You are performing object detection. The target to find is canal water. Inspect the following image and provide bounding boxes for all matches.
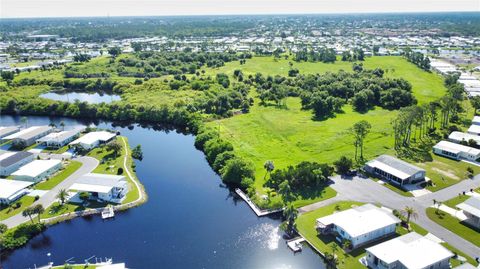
[0,115,325,269]
[40,92,121,104]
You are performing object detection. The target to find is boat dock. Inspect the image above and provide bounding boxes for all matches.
[235,188,284,217]
[101,206,115,219]
[287,237,305,252]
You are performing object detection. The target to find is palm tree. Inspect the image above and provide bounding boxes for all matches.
[60,121,65,131]
[263,160,275,179]
[56,189,69,205]
[33,204,45,222]
[283,203,298,235]
[401,206,418,228]
[20,116,28,128]
[22,207,34,224]
[0,223,8,234]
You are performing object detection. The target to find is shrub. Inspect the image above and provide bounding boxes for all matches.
[221,157,255,185]
[0,223,46,250]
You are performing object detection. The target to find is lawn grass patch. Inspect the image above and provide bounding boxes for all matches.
[0,195,36,221]
[41,200,110,219]
[426,207,480,248]
[35,161,82,190]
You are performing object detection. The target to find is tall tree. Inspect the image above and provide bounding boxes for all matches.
[351,120,372,160]
[22,207,35,224]
[283,203,298,235]
[33,204,45,222]
[401,206,418,228]
[56,189,69,205]
[263,160,275,179]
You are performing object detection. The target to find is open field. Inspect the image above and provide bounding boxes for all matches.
[35,161,82,190]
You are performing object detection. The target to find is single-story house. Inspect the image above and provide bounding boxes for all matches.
[12,159,62,182]
[0,151,35,176]
[0,179,34,205]
[36,127,85,149]
[364,155,426,186]
[69,131,117,151]
[448,131,480,146]
[433,140,480,161]
[0,126,20,141]
[457,196,480,229]
[365,232,453,269]
[316,204,400,248]
[472,116,480,126]
[467,124,480,136]
[3,126,53,147]
[69,173,128,203]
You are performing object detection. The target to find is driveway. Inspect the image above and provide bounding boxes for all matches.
[1,155,98,228]
[299,175,480,259]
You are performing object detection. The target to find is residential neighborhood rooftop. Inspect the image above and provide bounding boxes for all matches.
[434,140,480,156]
[70,173,126,194]
[0,151,33,167]
[11,159,62,178]
[0,179,34,200]
[36,127,84,143]
[69,131,116,146]
[457,196,480,219]
[366,232,453,269]
[365,155,424,180]
[3,126,52,141]
[0,126,20,138]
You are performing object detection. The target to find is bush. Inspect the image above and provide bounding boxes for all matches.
[0,223,46,250]
[117,167,124,175]
[221,157,255,185]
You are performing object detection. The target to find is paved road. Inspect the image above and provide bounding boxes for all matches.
[299,174,480,259]
[1,155,98,228]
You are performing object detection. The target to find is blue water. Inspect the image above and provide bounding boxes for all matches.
[0,115,325,269]
[40,92,121,104]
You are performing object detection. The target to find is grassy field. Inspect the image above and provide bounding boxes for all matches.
[426,207,480,248]
[0,195,36,221]
[35,161,82,190]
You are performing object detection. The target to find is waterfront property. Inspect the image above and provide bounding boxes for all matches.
[36,127,85,149]
[3,126,53,147]
[11,159,62,182]
[448,131,480,146]
[0,151,35,176]
[0,179,34,205]
[433,141,480,161]
[365,232,453,269]
[69,173,128,203]
[457,196,480,229]
[364,155,426,186]
[69,131,117,151]
[0,126,20,141]
[316,204,400,248]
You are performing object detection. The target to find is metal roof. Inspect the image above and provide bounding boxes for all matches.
[457,196,480,219]
[0,151,34,168]
[367,155,424,178]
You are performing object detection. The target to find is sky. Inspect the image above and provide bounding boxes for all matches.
[1,0,479,18]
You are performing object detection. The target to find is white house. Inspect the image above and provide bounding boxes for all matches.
[12,159,62,182]
[457,196,480,229]
[0,179,34,205]
[0,126,20,140]
[364,155,426,186]
[448,131,480,146]
[4,126,53,147]
[365,232,453,269]
[69,131,117,151]
[0,151,35,176]
[472,116,480,126]
[69,173,128,203]
[433,140,480,161]
[467,124,480,136]
[36,127,85,149]
[316,204,400,248]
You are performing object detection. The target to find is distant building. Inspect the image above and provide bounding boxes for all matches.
[433,140,480,161]
[69,173,128,203]
[316,204,400,248]
[36,127,85,149]
[0,151,35,176]
[365,232,453,269]
[364,155,426,186]
[467,124,480,136]
[457,196,480,229]
[0,126,20,141]
[448,131,480,146]
[12,159,62,182]
[69,131,117,151]
[4,126,53,147]
[0,179,34,205]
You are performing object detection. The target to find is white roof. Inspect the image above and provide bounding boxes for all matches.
[0,179,34,199]
[12,159,61,178]
[366,232,453,269]
[69,173,126,194]
[36,127,84,143]
[467,124,480,135]
[448,131,480,144]
[367,159,410,180]
[434,140,480,156]
[3,126,52,140]
[473,116,480,125]
[316,204,400,238]
[69,131,116,146]
[70,183,113,194]
[457,196,480,218]
[0,126,20,138]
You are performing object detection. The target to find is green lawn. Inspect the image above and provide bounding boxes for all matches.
[207,56,447,200]
[426,207,480,248]
[0,195,36,221]
[35,161,82,190]
[41,200,110,219]
[443,193,475,208]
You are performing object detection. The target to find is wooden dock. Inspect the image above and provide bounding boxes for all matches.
[101,206,115,219]
[235,188,284,217]
[287,237,305,252]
